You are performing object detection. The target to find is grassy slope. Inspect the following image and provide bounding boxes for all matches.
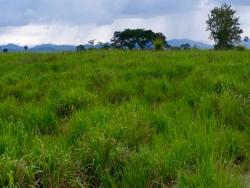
[0,50,249,187]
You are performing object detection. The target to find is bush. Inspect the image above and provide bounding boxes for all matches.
[234,45,246,51]
[153,38,164,51]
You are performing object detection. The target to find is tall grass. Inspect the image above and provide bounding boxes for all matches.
[0,50,249,187]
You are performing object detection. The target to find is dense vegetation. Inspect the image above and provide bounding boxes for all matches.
[111,29,166,49]
[206,3,243,49]
[0,50,249,187]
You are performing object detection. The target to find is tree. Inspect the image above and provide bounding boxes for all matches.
[180,43,191,50]
[165,43,172,49]
[153,38,164,51]
[244,36,249,42]
[206,3,243,49]
[101,43,111,50]
[96,42,111,50]
[76,45,86,52]
[111,29,167,50]
[88,39,96,48]
[24,45,28,51]
[3,48,8,53]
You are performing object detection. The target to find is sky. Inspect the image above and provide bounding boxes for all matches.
[0,0,250,46]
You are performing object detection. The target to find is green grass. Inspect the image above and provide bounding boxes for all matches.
[0,50,249,187]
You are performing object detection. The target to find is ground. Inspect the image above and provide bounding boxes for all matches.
[0,50,249,187]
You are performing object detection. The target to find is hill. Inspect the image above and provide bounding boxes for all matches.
[0,43,24,51]
[168,39,213,49]
[30,44,76,52]
[0,51,249,187]
[0,44,76,52]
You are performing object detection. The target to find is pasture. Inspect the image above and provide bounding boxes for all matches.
[0,50,249,187]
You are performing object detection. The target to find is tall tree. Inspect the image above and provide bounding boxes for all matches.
[206,3,243,49]
[111,29,167,50]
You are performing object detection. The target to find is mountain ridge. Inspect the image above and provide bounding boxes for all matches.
[168,39,213,49]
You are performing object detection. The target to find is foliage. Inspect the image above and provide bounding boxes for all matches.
[2,48,8,53]
[111,29,167,49]
[88,39,96,48]
[101,43,111,50]
[153,38,165,51]
[206,3,243,49]
[180,43,191,50]
[235,45,246,51]
[0,51,249,187]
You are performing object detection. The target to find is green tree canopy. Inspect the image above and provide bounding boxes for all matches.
[206,3,243,49]
[111,29,167,49]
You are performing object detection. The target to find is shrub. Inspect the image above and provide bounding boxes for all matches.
[234,45,246,51]
[153,38,165,51]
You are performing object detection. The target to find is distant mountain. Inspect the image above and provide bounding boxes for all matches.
[242,41,250,48]
[29,43,111,51]
[30,44,76,52]
[0,43,24,51]
[0,43,77,52]
[168,39,213,49]
[2,40,249,52]
[0,43,111,52]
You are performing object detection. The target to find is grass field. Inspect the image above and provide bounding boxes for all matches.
[0,50,249,187]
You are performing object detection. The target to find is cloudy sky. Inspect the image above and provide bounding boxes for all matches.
[0,0,249,46]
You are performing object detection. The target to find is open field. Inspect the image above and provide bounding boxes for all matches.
[0,50,249,187]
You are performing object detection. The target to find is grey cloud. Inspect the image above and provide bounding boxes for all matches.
[120,0,200,15]
[0,0,203,27]
[212,0,250,6]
